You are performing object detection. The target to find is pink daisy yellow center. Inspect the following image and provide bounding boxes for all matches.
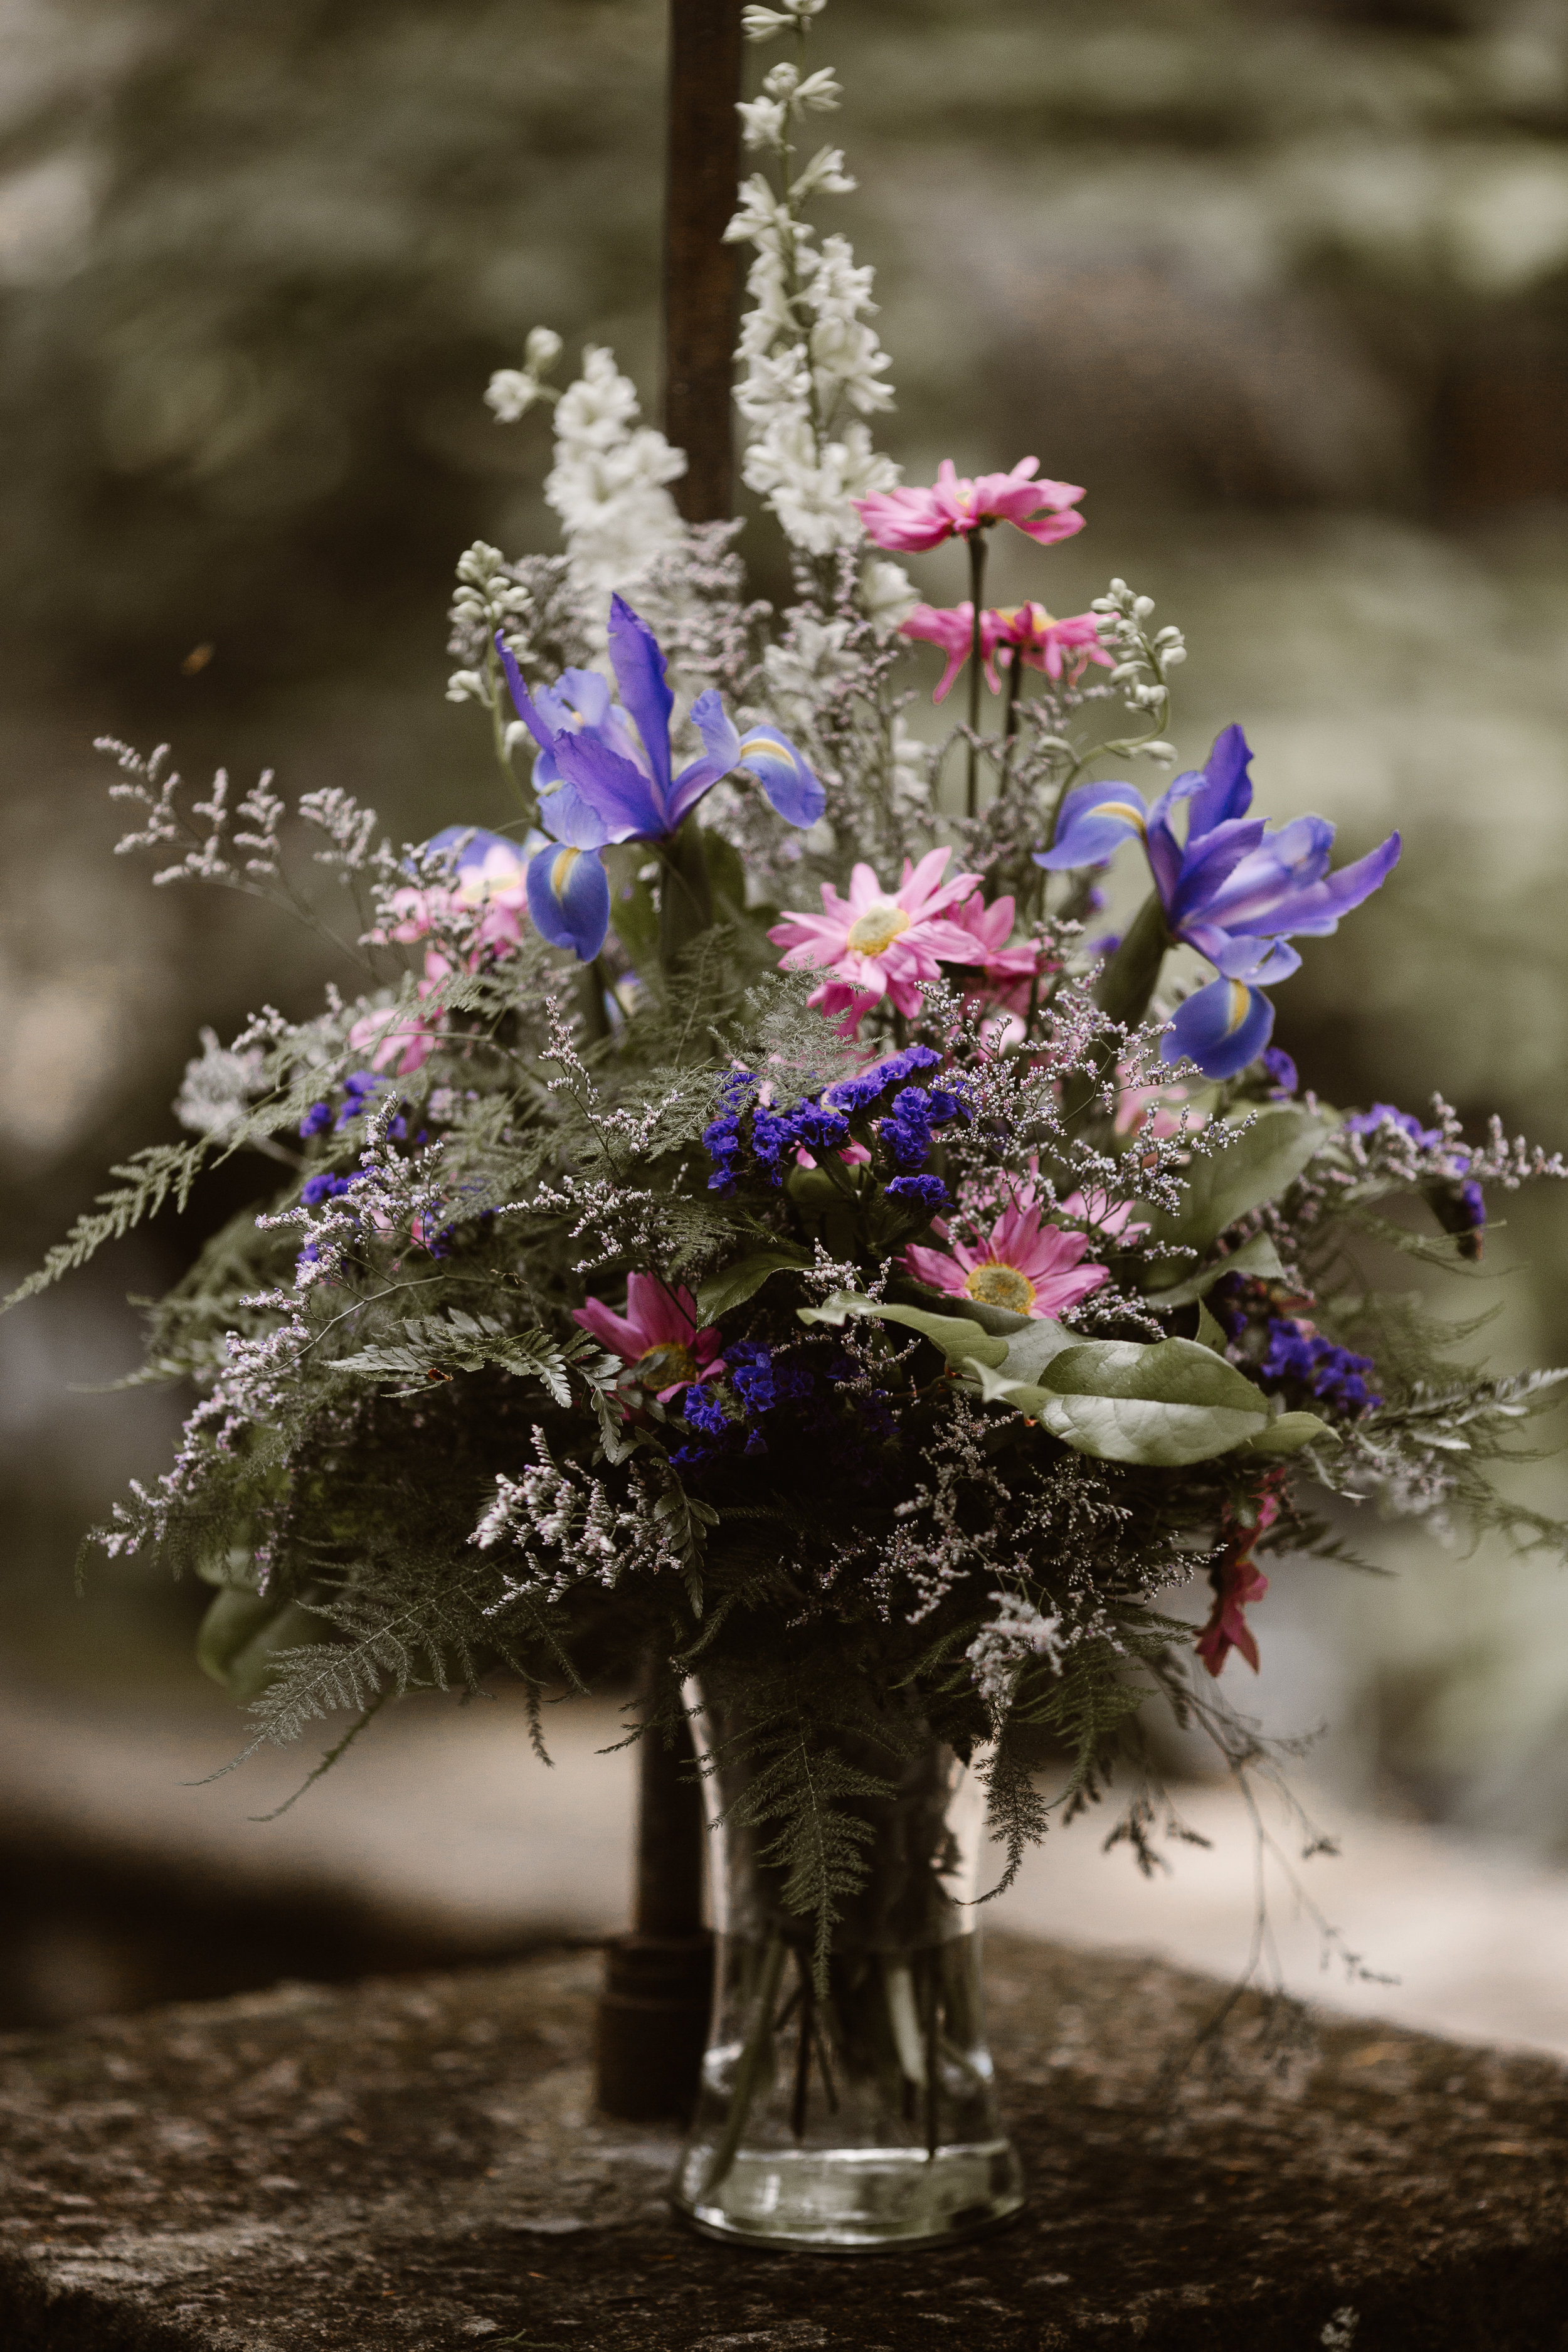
[963,1262,1036,1313]
[635,1341,699,1387]
[845,901,913,956]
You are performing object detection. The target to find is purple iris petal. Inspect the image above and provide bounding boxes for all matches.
[424,824,524,874]
[735,725,827,830]
[1182,924,1301,984]
[526,843,611,961]
[667,690,743,829]
[1230,830,1402,940]
[1164,975,1275,1080]
[607,595,675,800]
[1162,815,1268,927]
[1034,780,1148,871]
[1184,723,1254,835]
[536,778,613,852]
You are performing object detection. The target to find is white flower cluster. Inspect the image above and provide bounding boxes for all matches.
[483,326,564,425]
[174,1027,267,1139]
[544,344,687,608]
[965,1590,1066,1710]
[726,13,904,566]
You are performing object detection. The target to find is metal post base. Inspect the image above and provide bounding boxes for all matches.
[593,1930,714,2122]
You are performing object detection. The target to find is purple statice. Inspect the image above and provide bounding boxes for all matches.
[1343,1103,1444,1152]
[886,1173,948,1211]
[727,1338,814,1415]
[299,1099,334,1138]
[822,1043,943,1116]
[301,1170,362,1207]
[336,1070,380,1128]
[702,1076,850,1195]
[1260,1047,1298,1097]
[1261,1318,1380,1414]
[1459,1178,1486,1232]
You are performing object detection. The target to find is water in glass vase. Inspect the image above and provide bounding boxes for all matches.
[673,1686,1025,2251]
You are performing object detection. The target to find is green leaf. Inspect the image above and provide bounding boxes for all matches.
[993,1318,1079,1384]
[1236,1411,1339,1457]
[696,1246,811,1323]
[971,1333,1279,1465]
[1138,1110,1335,1258]
[797,1291,1009,1368]
[1194,1301,1229,1355]
[1143,1231,1286,1306]
[701,826,750,921]
[610,869,661,980]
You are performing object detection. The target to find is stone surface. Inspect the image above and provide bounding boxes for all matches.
[3,1937,1566,2350]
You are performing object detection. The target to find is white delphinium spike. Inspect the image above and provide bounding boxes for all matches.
[544,346,687,609]
[726,12,899,563]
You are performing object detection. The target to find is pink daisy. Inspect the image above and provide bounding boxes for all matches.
[899,602,1009,702]
[904,1197,1111,1321]
[770,847,985,1030]
[946,892,1056,1016]
[855,459,1086,554]
[995,603,1112,684]
[573,1274,724,1401]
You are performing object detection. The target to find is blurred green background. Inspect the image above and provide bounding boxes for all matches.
[3,0,1568,2016]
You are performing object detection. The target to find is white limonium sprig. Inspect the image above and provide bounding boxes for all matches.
[484,334,688,622]
[727,0,908,595]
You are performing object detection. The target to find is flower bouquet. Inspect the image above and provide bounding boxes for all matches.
[22,0,1568,2257]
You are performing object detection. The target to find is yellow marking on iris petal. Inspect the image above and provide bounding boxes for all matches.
[1093,798,1147,832]
[965,1264,1036,1313]
[549,847,581,898]
[1223,981,1251,1034]
[847,901,913,956]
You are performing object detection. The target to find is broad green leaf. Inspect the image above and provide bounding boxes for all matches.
[1236,1411,1339,1457]
[902,1287,1032,1338]
[696,1246,811,1323]
[994,1318,1078,1385]
[1144,1231,1286,1306]
[972,1333,1276,1465]
[1139,1109,1335,1258]
[797,1291,1009,1368]
[1194,1301,1228,1355]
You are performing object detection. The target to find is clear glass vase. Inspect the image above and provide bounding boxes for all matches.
[671,1685,1025,2252]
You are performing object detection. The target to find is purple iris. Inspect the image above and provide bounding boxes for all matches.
[1035,725,1400,1081]
[496,596,824,961]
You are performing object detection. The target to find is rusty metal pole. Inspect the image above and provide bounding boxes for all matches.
[592,0,739,2125]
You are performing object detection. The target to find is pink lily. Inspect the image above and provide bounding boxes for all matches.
[995,604,1112,684]
[855,458,1086,554]
[899,603,1008,702]
[770,847,985,1029]
[904,1196,1110,1320]
[573,1274,724,1401]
